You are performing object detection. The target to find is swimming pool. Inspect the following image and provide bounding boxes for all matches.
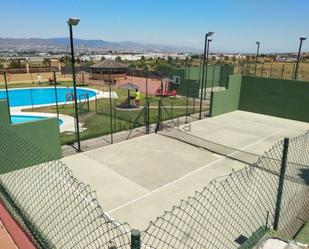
[0,87,97,107]
[11,115,63,125]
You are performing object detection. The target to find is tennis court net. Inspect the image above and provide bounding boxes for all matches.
[159,128,264,164]
[159,128,309,184]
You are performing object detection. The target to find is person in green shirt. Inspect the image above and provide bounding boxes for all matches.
[135,89,141,108]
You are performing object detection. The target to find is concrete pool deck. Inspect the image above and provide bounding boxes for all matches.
[61,110,309,230]
[10,110,77,132]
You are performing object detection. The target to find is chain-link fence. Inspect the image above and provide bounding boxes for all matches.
[141,130,309,249]
[234,61,309,81]
[1,63,234,151]
[0,122,131,249]
[0,112,308,248]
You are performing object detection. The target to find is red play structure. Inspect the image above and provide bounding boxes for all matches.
[155,79,177,97]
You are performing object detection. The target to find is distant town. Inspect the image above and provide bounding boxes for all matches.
[0,37,308,77]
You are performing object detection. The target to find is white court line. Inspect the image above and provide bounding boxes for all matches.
[106,129,283,214]
[205,114,307,135]
[46,166,130,232]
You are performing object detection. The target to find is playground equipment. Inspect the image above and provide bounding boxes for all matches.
[155,78,177,97]
[78,93,90,114]
[117,83,141,109]
[61,92,90,113]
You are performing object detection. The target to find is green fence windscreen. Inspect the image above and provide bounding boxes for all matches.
[169,64,234,98]
[239,76,309,122]
[210,75,242,116]
[0,100,10,125]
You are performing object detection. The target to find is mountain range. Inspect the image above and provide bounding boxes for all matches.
[0,37,199,53]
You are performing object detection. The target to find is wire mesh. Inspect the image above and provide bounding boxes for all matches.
[0,123,131,249]
[141,129,309,249]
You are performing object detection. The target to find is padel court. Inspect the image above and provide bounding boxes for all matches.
[62,110,309,230]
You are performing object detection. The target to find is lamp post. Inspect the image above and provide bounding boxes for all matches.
[254,41,260,75]
[67,17,81,152]
[199,31,214,120]
[293,36,307,80]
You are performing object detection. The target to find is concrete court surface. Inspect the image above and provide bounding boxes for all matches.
[62,110,309,230]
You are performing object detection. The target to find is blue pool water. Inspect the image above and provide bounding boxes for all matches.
[11,115,63,125]
[0,87,96,107]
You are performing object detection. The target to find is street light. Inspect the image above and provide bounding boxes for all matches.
[294,36,307,80]
[199,31,214,120]
[254,41,260,75]
[67,17,80,26]
[67,17,81,152]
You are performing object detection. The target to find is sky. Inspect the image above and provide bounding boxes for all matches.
[0,0,308,53]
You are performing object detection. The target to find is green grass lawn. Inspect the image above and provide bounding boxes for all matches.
[19,83,204,144]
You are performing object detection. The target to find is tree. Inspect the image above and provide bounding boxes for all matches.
[8,59,24,69]
[191,54,200,59]
[155,63,172,74]
[43,58,51,67]
[167,56,174,65]
[115,56,122,62]
[140,56,146,61]
[101,56,106,61]
[60,55,71,65]
[128,62,136,68]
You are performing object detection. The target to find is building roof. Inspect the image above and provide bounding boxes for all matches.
[89,59,127,69]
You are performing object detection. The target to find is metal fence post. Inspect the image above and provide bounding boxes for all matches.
[95,94,98,113]
[146,100,150,134]
[273,138,289,231]
[155,99,162,133]
[131,229,141,249]
[53,71,59,119]
[171,101,174,120]
[269,63,273,78]
[145,70,148,101]
[114,99,117,132]
[185,71,189,124]
[3,72,11,123]
[291,64,296,80]
[30,88,34,110]
[108,82,113,144]
[281,64,285,79]
[209,91,214,117]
